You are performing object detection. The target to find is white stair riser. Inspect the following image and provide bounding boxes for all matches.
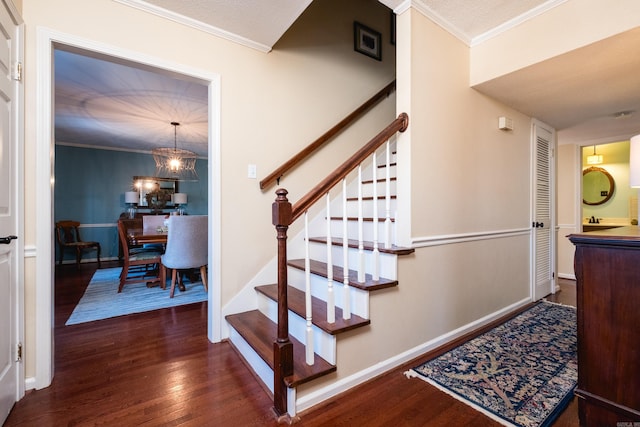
[228,326,297,417]
[344,198,397,217]
[228,328,274,393]
[357,164,397,182]
[329,220,396,245]
[303,244,398,280]
[320,182,396,216]
[287,268,370,319]
[349,179,397,198]
[257,292,337,364]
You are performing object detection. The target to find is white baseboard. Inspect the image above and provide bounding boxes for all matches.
[295,297,530,413]
[25,376,37,391]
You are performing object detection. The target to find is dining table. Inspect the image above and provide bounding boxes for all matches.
[126,227,168,246]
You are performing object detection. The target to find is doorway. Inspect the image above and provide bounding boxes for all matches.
[579,141,634,231]
[35,29,222,389]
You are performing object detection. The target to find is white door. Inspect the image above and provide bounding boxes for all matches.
[0,1,22,423]
[532,120,556,300]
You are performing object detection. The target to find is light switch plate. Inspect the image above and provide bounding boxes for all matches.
[248,164,257,179]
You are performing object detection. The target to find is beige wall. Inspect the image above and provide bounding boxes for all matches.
[470,0,640,86]
[298,7,533,402]
[21,0,395,380]
[402,8,531,331]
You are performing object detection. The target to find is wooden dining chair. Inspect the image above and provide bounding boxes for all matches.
[55,220,101,268]
[161,215,208,298]
[117,219,165,292]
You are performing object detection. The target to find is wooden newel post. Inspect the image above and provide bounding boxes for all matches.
[272,188,294,417]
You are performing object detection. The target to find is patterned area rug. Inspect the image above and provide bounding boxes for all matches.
[66,267,208,325]
[407,301,576,427]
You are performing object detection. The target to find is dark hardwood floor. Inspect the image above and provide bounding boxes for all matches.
[5,265,579,426]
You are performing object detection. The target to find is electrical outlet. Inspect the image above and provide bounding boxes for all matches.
[248,164,257,179]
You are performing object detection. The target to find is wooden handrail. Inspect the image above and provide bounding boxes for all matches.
[291,112,408,222]
[260,80,396,190]
[271,112,408,417]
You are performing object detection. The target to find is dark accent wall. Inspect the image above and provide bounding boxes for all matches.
[54,145,208,261]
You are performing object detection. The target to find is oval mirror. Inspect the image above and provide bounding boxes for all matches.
[583,166,615,206]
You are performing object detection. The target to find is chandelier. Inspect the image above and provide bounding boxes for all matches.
[152,121,198,181]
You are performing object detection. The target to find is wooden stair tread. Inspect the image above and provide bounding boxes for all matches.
[362,177,396,184]
[308,237,414,256]
[255,284,370,335]
[377,162,397,168]
[345,195,396,201]
[329,216,395,222]
[226,310,336,388]
[288,259,398,291]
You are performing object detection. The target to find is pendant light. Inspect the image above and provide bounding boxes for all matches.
[587,145,603,165]
[152,121,198,181]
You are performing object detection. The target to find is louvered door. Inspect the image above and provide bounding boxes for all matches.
[532,121,555,300]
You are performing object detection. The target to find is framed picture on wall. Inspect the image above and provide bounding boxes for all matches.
[354,21,382,61]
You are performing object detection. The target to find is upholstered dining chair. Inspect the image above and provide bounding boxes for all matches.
[117,219,165,293]
[55,220,101,268]
[161,215,208,298]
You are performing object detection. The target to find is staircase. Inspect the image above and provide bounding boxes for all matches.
[226,113,411,419]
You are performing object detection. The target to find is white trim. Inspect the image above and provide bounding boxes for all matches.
[558,273,576,280]
[207,72,223,344]
[35,27,54,391]
[24,377,35,391]
[56,141,207,159]
[470,0,569,46]
[77,223,116,228]
[393,0,411,15]
[5,0,25,403]
[113,0,272,53]
[35,27,223,390]
[409,0,567,47]
[411,0,471,45]
[23,245,36,258]
[412,228,530,248]
[295,297,530,414]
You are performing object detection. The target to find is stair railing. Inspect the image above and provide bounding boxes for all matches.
[271,112,408,417]
[260,81,396,190]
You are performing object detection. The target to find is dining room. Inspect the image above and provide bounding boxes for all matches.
[54,142,211,323]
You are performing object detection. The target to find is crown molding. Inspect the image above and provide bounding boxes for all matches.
[113,0,272,53]
[410,0,472,45]
[408,0,567,47]
[471,0,568,46]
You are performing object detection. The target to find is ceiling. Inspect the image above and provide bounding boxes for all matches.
[54,0,640,157]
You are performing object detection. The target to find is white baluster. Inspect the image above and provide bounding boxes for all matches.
[372,152,380,281]
[357,165,365,283]
[384,140,392,249]
[342,178,351,319]
[304,212,314,365]
[326,192,335,324]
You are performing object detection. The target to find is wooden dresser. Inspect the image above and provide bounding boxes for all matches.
[568,227,640,426]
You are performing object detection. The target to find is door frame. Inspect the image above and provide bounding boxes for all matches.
[34,28,222,389]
